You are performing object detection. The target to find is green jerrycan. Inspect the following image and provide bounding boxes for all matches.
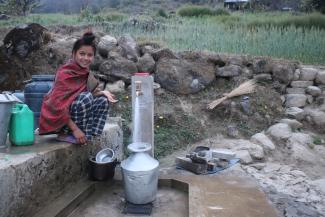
[9,104,34,146]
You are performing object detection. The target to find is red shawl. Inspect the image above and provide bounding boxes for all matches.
[39,60,88,134]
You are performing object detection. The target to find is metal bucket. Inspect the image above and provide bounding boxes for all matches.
[121,143,159,204]
[0,93,21,152]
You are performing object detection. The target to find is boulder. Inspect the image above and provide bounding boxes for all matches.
[155,57,215,94]
[99,55,138,83]
[299,67,318,81]
[285,107,305,120]
[136,53,155,73]
[293,69,300,81]
[151,48,177,61]
[291,81,314,88]
[97,35,117,58]
[304,108,325,131]
[315,70,325,85]
[104,80,125,93]
[286,88,305,94]
[266,123,292,142]
[117,34,139,62]
[285,94,307,108]
[287,133,313,149]
[252,58,273,74]
[216,64,242,77]
[305,86,322,97]
[272,64,295,84]
[250,133,275,151]
[253,73,272,82]
[3,23,48,58]
[279,119,303,130]
[235,150,253,165]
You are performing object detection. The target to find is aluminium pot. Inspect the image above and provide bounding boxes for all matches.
[121,142,159,204]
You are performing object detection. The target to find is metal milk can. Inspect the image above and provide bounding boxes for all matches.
[121,142,159,204]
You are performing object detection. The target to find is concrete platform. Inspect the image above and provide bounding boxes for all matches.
[32,170,279,217]
[0,120,123,217]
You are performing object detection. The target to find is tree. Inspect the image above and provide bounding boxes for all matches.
[302,0,325,13]
[2,0,40,16]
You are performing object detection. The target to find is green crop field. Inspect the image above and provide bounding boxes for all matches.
[1,12,325,65]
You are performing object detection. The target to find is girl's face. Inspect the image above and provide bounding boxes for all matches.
[73,45,94,69]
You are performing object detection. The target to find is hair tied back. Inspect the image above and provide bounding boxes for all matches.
[82,31,96,44]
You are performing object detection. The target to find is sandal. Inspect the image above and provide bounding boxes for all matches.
[56,134,79,144]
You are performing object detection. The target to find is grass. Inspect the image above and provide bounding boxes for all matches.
[101,15,325,65]
[1,12,324,64]
[177,5,230,17]
[154,114,204,158]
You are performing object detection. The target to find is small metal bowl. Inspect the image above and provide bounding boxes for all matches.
[96,148,115,163]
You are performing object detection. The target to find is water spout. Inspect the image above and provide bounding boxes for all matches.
[135,81,142,97]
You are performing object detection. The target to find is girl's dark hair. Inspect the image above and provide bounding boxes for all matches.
[72,32,96,55]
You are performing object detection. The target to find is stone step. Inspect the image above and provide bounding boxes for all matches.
[33,179,95,217]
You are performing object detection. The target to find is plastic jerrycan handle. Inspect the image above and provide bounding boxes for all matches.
[12,104,29,113]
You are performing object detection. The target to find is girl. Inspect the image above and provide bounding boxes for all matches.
[39,32,117,144]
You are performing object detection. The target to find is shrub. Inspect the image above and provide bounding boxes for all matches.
[246,13,325,30]
[214,8,230,16]
[104,12,125,22]
[157,8,168,18]
[177,5,217,17]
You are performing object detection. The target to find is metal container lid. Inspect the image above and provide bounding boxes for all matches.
[0,93,22,103]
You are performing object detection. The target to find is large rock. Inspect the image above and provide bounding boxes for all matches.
[136,53,155,73]
[235,150,253,165]
[117,34,139,62]
[3,23,48,58]
[285,94,307,108]
[287,133,313,149]
[306,86,322,97]
[299,67,318,81]
[279,119,303,130]
[285,107,305,120]
[252,58,273,74]
[97,35,117,58]
[315,70,325,85]
[104,80,125,93]
[99,55,138,83]
[266,123,292,142]
[291,81,314,88]
[216,64,242,77]
[151,48,177,61]
[286,88,305,94]
[155,57,215,94]
[250,133,275,151]
[272,63,296,84]
[304,108,325,131]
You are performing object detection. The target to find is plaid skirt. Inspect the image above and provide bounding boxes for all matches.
[70,92,109,140]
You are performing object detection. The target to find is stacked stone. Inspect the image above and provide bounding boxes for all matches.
[283,66,325,132]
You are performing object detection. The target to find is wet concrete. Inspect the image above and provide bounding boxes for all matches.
[33,168,279,217]
[68,181,189,217]
[172,175,280,217]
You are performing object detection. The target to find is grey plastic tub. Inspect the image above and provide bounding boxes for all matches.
[0,93,21,152]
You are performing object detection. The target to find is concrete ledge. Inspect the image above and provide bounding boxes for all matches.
[0,135,91,217]
[0,119,123,217]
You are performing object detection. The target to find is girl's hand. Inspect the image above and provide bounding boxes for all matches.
[72,128,87,144]
[100,90,118,103]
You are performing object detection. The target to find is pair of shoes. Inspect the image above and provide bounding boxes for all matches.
[56,133,79,144]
